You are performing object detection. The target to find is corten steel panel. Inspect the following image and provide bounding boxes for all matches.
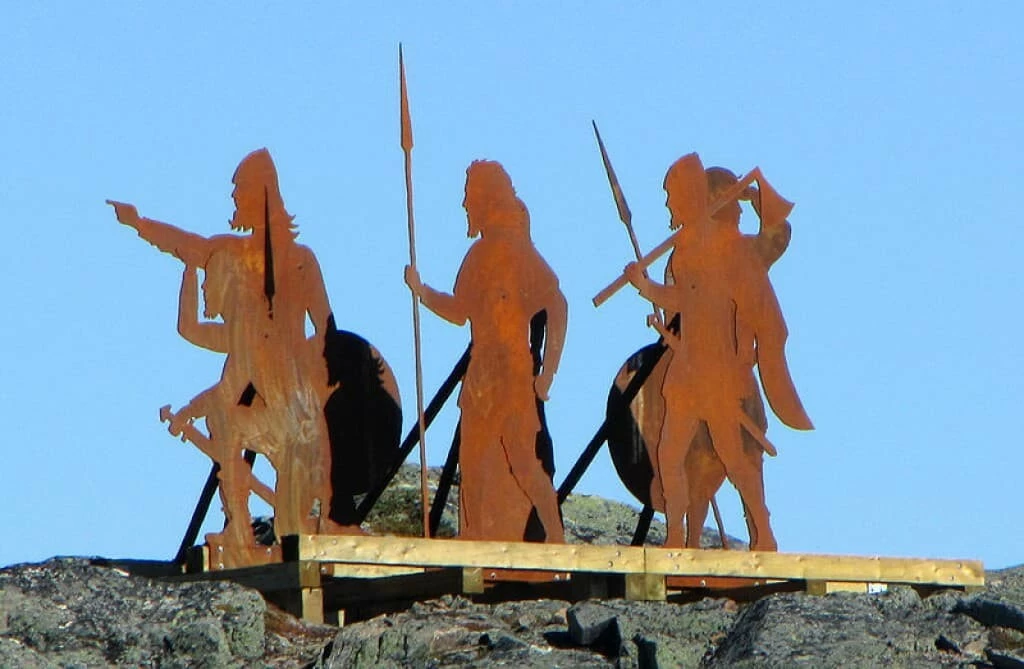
[111,149,399,569]
[597,152,812,552]
[405,160,568,544]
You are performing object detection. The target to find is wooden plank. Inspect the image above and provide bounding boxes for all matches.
[169,560,321,592]
[482,569,572,583]
[286,535,983,589]
[645,547,984,587]
[666,575,778,590]
[463,567,485,594]
[807,581,869,595]
[301,588,324,625]
[292,535,647,574]
[324,564,426,578]
[322,568,480,608]
[626,573,666,601]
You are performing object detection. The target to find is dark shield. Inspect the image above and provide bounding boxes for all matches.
[323,322,402,524]
[605,343,728,513]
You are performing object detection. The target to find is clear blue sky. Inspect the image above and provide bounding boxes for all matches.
[2,4,1021,569]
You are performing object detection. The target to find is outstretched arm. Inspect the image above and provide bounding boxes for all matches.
[108,200,211,267]
[177,265,228,353]
[405,265,468,326]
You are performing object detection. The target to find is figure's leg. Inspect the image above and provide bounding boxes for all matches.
[658,413,699,548]
[684,426,726,548]
[215,448,255,546]
[458,412,487,541]
[502,424,564,543]
[738,393,768,549]
[204,412,255,547]
[709,420,776,551]
[647,437,667,513]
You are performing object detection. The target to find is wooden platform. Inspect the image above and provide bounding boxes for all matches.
[173,535,984,624]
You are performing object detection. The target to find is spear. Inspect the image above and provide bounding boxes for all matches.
[400,44,431,537]
[591,121,731,549]
[592,121,665,333]
[592,164,768,307]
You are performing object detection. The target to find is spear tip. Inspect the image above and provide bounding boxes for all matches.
[400,45,413,152]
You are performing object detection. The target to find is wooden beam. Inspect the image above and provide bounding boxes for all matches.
[283,535,983,589]
[301,587,325,625]
[169,560,321,592]
[626,573,666,601]
[324,564,426,578]
[290,535,647,574]
[322,568,482,609]
[644,547,984,587]
[806,581,870,595]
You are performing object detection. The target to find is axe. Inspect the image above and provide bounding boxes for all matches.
[593,165,793,307]
[159,404,276,505]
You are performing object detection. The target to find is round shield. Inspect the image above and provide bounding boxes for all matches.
[606,340,770,517]
[606,342,730,514]
[605,343,668,509]
[322,328,402,522]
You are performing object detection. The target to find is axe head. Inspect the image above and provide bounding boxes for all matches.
[664,153,708,229]
[754,172,795,227]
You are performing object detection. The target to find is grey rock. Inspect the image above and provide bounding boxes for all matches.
[987,565,1024,608]
[568,601,619,646]
[988,648,1024,669]
[324,596,612,668]
[704,589,989,668]
[0,637,54,669]
[566,598,737,668]
[0,557,333,667]
[958,564,1024,634]
[991,625,1024,651]
[956,596,1024,633]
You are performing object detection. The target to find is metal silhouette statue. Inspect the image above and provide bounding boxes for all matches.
[405,160,568,543]
[595,152,812,551]
[591,121,728,547]
[110,149,389,567]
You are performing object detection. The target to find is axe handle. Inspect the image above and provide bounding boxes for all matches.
[161,409,276,503]
[593,168,763,308]
[593,233,677,307]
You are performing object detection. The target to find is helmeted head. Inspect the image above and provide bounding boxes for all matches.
[229,148,297,238]
[704,166,749,227]
[663,156,750,230]
[463,160,528,238]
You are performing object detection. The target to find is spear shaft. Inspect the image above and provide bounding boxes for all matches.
[400,45,430,537]
[593,121,660,322]
[592,122,730,549]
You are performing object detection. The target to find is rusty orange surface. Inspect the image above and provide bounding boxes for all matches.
[405,161,567,543]
[608,154,812,551]
[110,149,371,568]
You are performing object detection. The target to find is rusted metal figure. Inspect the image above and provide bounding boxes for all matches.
[405,161,568,542]
[597,153,812,551]
[592,121,729,548]
[110,149,365,566]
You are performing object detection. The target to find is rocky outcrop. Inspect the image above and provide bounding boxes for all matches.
[1,471,1020,667]
[3,558,1023,668]
[0,558,334,667]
